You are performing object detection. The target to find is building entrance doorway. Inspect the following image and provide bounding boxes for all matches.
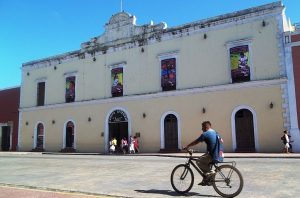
[164,114,178,151]
[66,121,74,148]
[235,109,255,152]
[1,126,11,151]
[108,110,128,152]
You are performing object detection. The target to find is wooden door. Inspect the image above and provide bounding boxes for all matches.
[235,109,255,152]
[1,126,10,151]
[164,114,178,150]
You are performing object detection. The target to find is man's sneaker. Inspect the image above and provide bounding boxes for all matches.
[205,170,216,178]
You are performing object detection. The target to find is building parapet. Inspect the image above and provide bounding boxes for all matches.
[22,1,283,70]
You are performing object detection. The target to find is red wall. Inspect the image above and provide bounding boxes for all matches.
[0,87,20,151]
[291,34,300,42]
[292,46,300,127]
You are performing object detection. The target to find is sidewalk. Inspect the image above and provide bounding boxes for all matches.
[1,151,300,158]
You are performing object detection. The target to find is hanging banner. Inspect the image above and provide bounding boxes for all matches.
[230,45,250,83]
[161,58,176,91]
[66,76,76,102]
[111,68,123,97]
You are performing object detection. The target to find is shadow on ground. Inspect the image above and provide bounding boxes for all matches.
[134,189,219,197]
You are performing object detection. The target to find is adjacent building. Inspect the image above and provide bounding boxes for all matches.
[284,22,300,149]
[0,87,20,151]
[18,2,300,153]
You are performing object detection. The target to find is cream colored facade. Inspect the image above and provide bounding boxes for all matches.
[19,2,300,152]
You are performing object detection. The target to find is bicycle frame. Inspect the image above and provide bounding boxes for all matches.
[184,153,237,180]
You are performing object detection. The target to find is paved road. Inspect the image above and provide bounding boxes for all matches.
[0,153,299,197]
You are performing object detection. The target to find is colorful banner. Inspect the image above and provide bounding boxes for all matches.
[230,45,250,83]
[161,58,176,91]
[111,68,123,97]
[66,76,76,102]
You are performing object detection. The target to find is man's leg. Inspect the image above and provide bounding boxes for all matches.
[196,153,212,173]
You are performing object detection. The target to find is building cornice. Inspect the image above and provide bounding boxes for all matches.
[22,2,283,71]
[20,78,287,112]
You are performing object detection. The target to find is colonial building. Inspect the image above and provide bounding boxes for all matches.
[19,2,300,153]
[0,87,20,151]
[284,23,300,149]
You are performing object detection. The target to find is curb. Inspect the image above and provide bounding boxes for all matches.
[1,152,300,159]
[0,183,127,198]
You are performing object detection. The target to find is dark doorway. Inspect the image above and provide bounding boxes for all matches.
[164,114,178,151]
[1,126,11,151]
[36,123,44,149]
[235,109,255,152]
[66,122,74,148]
[108,110,128,152]
[109,122,128,149]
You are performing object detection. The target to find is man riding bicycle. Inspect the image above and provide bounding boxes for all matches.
[183,121,223,185]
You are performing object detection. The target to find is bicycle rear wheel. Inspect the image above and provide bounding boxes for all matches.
[171,164,194,194]
[212,164,243,198]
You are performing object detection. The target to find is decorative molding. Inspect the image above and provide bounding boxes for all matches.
[20,78,287,112]
[63,120,77,149]
[63,71,78,77]
[107,61,127,70]
[104,107,132,153]
[35,77,47,83]
[157,50,179,60]
[225,38,253,48]
[33,122,45,149]
[231,105,259,152]
[160,111,182,150]
[225,38,254,82]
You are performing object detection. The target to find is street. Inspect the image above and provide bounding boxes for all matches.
[0,153,299,197]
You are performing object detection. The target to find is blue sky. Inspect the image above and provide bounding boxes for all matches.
[0,0,299,89]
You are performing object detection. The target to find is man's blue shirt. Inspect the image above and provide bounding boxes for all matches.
[197,129,217,156]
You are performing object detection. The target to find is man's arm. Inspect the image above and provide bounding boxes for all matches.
[183,139,201,150]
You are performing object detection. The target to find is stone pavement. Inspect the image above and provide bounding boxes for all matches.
[0,152,300,198]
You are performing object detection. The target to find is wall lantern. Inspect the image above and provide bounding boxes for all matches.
[52,120,55,124]
[88,117,92,122]
[202,107,206,114]
[25,121,29,126]
[26,72,30,76]
[142,113,146,118]
[135,132,141,138]
[269,102,274,109]
[101,132,104,137]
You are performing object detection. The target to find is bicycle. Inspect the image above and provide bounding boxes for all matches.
[170,149,243,197]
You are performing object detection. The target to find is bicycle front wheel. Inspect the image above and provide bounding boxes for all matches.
[171,164,194,194]
[212,164,243,198]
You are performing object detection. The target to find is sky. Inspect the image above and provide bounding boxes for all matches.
[0,0,299,90]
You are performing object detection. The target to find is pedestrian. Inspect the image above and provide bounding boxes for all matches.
[129,136,135,154]
[133,136,139,153]
[109,138,115,154]
[281,130,290,153]
[121,137,128,154]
